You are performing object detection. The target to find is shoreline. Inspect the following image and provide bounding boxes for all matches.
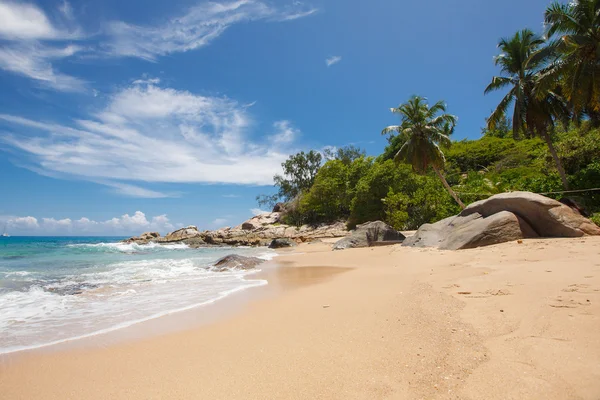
[2,238,600,399]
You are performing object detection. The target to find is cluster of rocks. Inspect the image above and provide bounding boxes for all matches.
[123,211,348,248]
[124,192,600,252]
[403,191,600,250]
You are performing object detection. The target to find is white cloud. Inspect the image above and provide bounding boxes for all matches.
[211,218,229,227]
[6,216,39,230]
[0,81,302,194]
[2,211,175,235]
[270,120,298,144]
[222,194,240,198]
[325,55,342,67]
[0,1,85,91]
[103,0,318,60]
[59,1,74,21]
[0,43,87,92]
[0,1,61,40]
[0,1,316,91]
[250,208,269,216]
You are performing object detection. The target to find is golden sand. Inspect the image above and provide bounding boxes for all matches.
[1,237,600,399]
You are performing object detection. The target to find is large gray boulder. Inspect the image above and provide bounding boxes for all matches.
[404,192,600,250]
[333,221,405,250]
[404,211,537,250]
[212,255,266,272]
[462,191,600,237]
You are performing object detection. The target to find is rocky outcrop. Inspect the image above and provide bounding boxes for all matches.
[333,221,405,250]
[212,255,266,272]
[162,226,202,242]
[122,231,161,244]
[404,191,600,250]
[123,213,349,247]
[269,238,297,249]
[239,212,281,231]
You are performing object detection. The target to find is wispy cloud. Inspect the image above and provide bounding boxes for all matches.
[103,0,318,60]
[0,43,87,92]
[2,211,175,235]
[325,55,342,67]
[211,218,229,227]
[222,194,241,198]
[0,80,301,196]
[250,208,269,216]
[269,120,299,144]
[0,1,317,90]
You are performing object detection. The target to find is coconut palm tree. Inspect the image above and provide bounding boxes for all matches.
[485,29,571,189]
[544,0,600,124]
[484,29,547,138]
[382,96,465,209]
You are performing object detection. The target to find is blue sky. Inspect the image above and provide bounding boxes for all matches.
[0,0,553,235]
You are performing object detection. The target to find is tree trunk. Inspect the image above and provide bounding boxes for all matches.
[540,130,569,191]
[433,166,465,209]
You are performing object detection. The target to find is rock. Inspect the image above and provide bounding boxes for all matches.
[238,212,281,231]
[404,191,600,250]
[163,226,201,242]
[212,255,266,272]
[182,237,207,248]
[404,211,537,250]
[272,202,287,212]
[461,192,600,237]
[269,238,297,248]
[122,231,161,244]
[333,221,405,250]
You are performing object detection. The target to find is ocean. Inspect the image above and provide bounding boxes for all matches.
[0,236,275,355]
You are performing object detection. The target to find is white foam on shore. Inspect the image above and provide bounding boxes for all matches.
[0,241,278,355]
[0,276,267,355]
[67,242,190,253]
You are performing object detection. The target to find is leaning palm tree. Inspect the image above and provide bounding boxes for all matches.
[544,0,600,124]
[382,96,465,209]
[485,29,571,189]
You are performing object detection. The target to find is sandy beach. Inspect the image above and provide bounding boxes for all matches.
[1,237,600,399]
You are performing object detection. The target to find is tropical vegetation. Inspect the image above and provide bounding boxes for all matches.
[257,0,600,229]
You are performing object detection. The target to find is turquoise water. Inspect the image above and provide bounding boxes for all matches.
[0,237,273,354]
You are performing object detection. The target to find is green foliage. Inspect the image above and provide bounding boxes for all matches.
[445,136,546,173]
[256,150,323,208]
[591,213,600,227]
[299,157,373,224]
[347,160,459,230]
[323,145,366,165]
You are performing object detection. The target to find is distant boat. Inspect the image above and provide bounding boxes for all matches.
[2,223,9,237]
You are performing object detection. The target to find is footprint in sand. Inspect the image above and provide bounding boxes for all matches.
[549,295,591,309]
[457,289,511,298]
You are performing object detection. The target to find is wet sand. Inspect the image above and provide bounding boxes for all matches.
[1,237,600,399]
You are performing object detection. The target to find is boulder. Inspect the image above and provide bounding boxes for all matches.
[333,221,405,250]
[269,238,297,249]
[122,231,161,244]
[140,232,160,240]
[163,226,201,242]
[212,255,266,272]
[404,191,600,250]
[403,211,537,250]
[461,192,600,237]
[238,212,281,231]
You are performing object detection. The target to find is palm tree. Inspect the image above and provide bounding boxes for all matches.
[382,96,465,209]
[544,0,600,124]
[485,29,570,189]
